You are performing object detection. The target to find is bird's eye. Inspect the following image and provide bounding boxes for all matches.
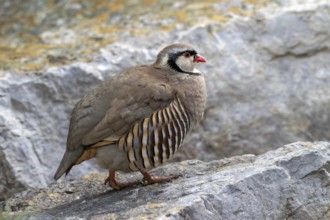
[183,52,191,58]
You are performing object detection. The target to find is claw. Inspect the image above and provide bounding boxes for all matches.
[141,171,178,184]
[105,171,140,190]
[104,171,178,189]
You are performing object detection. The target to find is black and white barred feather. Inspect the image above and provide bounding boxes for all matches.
[118,96,191,171]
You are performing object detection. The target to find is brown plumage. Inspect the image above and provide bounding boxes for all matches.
[54,44,207,189]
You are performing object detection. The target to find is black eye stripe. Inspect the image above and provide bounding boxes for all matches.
[169,50,196,62]
[179,50,197,57]
[167,49,201,76]
[169,50,197,61]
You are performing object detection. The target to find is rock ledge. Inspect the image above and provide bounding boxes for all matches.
[2,142,330,219]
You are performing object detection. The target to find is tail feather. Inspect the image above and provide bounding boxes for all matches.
[54,149,83,180]
[54,140,116,180]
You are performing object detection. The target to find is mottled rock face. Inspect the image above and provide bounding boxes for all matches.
[2,142,330,219]
[1,0,330,201]
[0,0,266,72]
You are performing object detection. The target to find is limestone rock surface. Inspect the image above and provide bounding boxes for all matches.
[2,142,330,219]
[0,0,330,200]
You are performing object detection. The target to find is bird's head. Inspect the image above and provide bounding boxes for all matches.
[154,44,206,75]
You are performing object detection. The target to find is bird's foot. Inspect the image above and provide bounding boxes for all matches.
[141,171,178,184]
[104,171,140,190]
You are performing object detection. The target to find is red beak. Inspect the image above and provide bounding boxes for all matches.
[194,54,206,63]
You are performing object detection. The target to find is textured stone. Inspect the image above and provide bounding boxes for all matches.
[2,142,330,219]
[1,0,330,200]
[0,65,108,200]
[0,0,265,72]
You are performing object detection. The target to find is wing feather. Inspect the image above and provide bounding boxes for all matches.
[54,65,174,180]
[69,65,175,149]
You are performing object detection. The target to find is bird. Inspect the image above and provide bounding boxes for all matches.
[54,43,207,189]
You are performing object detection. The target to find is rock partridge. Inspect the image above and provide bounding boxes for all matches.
[54,43,207,189]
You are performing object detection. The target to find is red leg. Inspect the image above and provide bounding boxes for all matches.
[104,171,140,190]
[141,171,177,184]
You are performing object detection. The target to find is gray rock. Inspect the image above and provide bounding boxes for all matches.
[2,142,330,219]
[1,0,330,200]
[0,65,110,200]
[190,1,330,159]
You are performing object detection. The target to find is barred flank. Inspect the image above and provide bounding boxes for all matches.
[118,97,191,171]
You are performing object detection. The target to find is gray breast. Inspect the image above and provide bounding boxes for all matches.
[117,96,191,171]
